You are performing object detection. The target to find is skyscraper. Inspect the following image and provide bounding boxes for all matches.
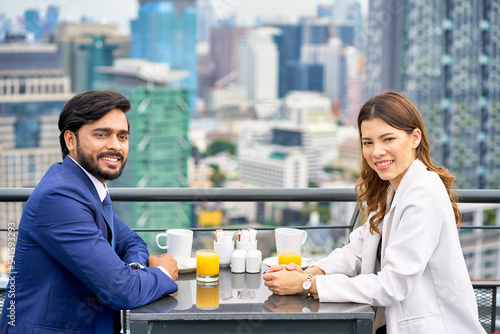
[94,58,192,243]
[131,0,197,113]
[43,6,59,41]
[0,43,71,260]
[364,0,408,98]
[405,0,500,189]
[301,37,342,102]
[238,27,281,101]
[0,43,73,148]
[271,24,302,97]
[366,0,500,189]
[210,26,248,85]
[55,22,130,94]
[24,9,42,41]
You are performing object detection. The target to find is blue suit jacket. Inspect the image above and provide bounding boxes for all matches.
[0,157,178,333]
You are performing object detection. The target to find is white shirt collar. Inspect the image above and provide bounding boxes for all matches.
[68,155,108,202]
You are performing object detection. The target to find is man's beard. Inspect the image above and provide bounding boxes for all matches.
[75,139,127,181]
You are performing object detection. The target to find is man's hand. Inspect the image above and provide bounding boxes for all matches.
[148,254,178,281]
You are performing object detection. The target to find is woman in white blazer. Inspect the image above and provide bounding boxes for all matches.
[263,91,485,334]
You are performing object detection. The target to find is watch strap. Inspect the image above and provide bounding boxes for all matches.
[302,274,314,296]
[130,262,146,270]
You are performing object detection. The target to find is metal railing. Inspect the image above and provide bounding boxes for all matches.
[1,187,499,332]
[1,188,500,233]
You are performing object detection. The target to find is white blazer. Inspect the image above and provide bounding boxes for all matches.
[314,160,485,334]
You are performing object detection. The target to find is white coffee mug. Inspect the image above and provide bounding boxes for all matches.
[274,228,307,254]
[156,229,193,266]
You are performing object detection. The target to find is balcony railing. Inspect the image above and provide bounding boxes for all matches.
[0,187,499,332]
[2,188,500,233]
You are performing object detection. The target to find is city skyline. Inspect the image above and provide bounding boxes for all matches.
[2,0,369,34]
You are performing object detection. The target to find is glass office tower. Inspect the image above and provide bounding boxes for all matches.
[95,59,192,247]
[367,0,500,189]
[131,0,198,113]
[405,0,500,189]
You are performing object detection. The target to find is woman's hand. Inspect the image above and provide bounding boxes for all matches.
[263,268,307,295]
[265,263,304,274]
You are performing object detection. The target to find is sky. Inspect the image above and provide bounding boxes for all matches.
[2,0,369,34]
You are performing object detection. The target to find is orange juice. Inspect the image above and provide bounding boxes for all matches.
[196,250,219,282]
[278,252,301,265]
[196,282,219,310]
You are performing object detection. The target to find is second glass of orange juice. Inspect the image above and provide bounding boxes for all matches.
[196,249,219,282]
[278,251,301,266]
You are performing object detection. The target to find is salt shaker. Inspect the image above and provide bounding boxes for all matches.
[231,250,246,273]
[245,250,262,273]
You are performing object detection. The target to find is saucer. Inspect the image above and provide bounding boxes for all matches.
[178,257,197,274]
[262,256,314,269]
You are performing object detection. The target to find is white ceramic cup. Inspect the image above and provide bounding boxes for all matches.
[214,241,234,267]
[274,228,307,254]
[156,229,193,266]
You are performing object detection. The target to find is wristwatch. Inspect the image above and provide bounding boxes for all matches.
[302,274,314,296]
[130,262,146,270]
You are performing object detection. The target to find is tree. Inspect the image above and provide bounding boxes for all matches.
[209,164,226,187]
[206,140,236,156]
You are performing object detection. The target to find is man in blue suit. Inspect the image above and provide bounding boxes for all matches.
[0,90,179,333]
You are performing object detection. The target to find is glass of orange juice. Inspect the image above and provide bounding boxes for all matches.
[278,251,301,266]
[196,249,219,282]
[196,281,219,310]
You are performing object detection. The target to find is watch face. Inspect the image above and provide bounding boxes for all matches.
[302,280,312,290]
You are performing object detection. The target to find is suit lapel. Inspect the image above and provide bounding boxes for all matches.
[62,157,111,242]
[380,187,396,262]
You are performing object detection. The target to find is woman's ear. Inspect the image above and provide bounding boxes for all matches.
[412,128,422,148]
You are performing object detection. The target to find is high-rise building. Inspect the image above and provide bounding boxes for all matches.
[239,128,308,188]
[301,38,342,102]
[366,0,500,189]
[281,91,357,179]
[131,0,198,113]
[43,6,59,41]
[271,24,302,97]
[210,26,248,85]
[0,43,73,148]
[345,46,366,126]
[404,0,500,189]
[270,20,331,98]
[94,58,192,244]
[0,43,70,261]
[0,14,10,42]
[55,22,130,94]
[301,18,331,45]
[197,0,213,42]
[238,27,281,101]
[24,9,42,41]
[364,0,408,98]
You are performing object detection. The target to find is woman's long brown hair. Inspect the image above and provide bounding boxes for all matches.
[355,91,461,234]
